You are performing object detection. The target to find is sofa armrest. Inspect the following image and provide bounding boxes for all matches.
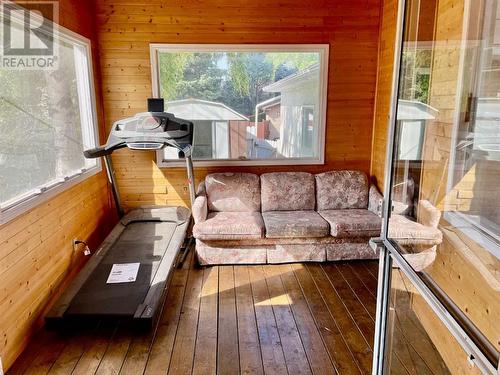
[368,184,384,217]
[418,199,441,228]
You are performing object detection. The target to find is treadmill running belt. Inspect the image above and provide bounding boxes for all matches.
[66,221,177,317]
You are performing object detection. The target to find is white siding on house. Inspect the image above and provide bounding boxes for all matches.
[278,80,319,158]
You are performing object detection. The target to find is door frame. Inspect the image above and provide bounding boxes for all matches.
[372,1,499,373]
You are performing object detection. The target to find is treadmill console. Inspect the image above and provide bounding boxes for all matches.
[84,103,194,159]
[114,112,192,141]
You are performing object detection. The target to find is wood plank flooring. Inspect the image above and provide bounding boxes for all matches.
[8,252,380,375]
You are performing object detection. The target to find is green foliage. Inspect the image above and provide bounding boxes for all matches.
[159,52,193,100]
[227,53,274,111]
[274,63,298,81]
[228,52,250,97]
[176,53,224,101]
[0,40,85,203]
[0,69,55,202]
[415,74,429,103]
[400,49,431,103]
[265,52,319,72]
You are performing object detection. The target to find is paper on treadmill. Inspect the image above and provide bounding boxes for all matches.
[107,263,140,283]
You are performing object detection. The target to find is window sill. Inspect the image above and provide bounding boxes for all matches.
[156,150,325,167]
[0,163,102,225]
[443,211,500,259]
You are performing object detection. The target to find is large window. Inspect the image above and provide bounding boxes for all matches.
[0,11,100,223]
[150,44,329,166]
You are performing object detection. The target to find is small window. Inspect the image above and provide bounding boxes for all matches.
[0,11,100,223]
[150,44,329,166]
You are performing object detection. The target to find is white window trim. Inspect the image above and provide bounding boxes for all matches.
[0,17,101,225]
[149,43,329,167]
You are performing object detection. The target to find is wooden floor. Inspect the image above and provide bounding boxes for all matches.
[8,251,381,375]
[387,270,451,375]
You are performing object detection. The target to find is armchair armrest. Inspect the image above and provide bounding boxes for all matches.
[418,199,441,228]
[368,184,384,217]
[196,180,206,196]
[192,181,208,224]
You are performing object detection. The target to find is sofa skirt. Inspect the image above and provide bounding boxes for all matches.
[195,238,378,265]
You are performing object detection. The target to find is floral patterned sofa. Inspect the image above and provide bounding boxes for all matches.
[192,170,384,265]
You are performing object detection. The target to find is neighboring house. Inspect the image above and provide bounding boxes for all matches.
[164,98,249,159]
[474,98,500,161]
[396,99,438,160]
[262,63,320,158]
[254,95,281,140]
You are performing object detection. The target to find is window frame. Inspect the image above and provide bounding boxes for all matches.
[149,43,329,167]
[0,15,102,225]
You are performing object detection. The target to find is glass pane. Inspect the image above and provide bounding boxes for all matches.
[157,49,324,161]
[388,0,499,354]
[385,265,481,374]
[0,23,97,205]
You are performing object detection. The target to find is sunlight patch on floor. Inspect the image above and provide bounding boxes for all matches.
[254,292,292,306]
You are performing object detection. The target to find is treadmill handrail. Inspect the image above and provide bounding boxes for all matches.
[84,142,126,158]
[84,107,196,216]
[84,138,192,158]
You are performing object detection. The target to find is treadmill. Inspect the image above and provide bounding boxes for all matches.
[46,99,196,329]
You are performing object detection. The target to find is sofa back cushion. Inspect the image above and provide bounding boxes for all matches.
[261,172,315,212]
[205,173,260,212]
[315,170,369,210]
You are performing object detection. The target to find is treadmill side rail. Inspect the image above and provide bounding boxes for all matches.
[45,222,127,325]
[134,218,189,322]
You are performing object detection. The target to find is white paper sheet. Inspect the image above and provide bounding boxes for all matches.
[106,263,140,284]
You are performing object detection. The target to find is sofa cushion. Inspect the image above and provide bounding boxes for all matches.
[315,170,369,210]
[261,172,315,212]
[205,173,260,212]
[319,209,381,237]
[263,211,329,238]
[193,211,264,240]
[195,241,267,265]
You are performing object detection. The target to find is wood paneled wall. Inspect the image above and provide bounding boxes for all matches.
[419,0,467,207]
[0,1,115,370]
[370,0,398,192]
[95,0,382,209]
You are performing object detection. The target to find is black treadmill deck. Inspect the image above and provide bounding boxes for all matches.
[45,206,190,328]
[66,221,177,317]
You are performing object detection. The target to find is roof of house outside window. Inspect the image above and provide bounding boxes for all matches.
[397,100,438,121]
[165,98,249,121]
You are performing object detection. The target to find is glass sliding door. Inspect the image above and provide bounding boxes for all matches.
[374,0,500,373]
[385,267,482,374]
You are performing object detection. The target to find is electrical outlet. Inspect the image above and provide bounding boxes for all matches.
[73,239,92,255]
[83,246,91,256]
